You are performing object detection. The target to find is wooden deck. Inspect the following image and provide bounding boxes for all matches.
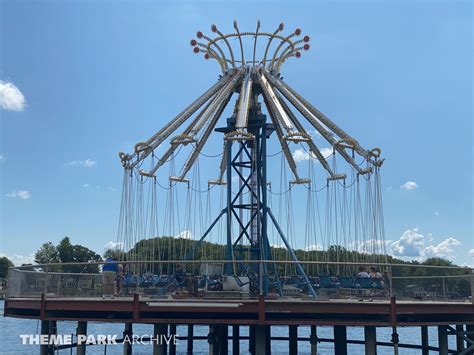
[5,296,474,327]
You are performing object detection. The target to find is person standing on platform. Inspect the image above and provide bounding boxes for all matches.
[102,258,118,299]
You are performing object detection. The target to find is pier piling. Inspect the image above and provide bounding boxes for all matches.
[334,325,348,355]
[169,324,177,355]
[421,326,429,355]
[153,324,168,355]
[438,325,448,355]
[123,323,132,355]
[289,325,298,355]
[76,321,87,355]
[232,325,240,355]
[187,324,194,354]
[364,326,377,355]
[310,325,318,355]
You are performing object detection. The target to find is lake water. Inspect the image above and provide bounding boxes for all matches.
[0,301,458,354]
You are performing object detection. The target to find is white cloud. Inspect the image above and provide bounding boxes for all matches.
[0,81,26,111]
[305,243,323,251]
[175,230,192,239]
[351,239,391,254]
[83,184,90,188]
[390,228,461,259]
[0,252,35,266]
[292,147,333,163]
[105,241,123,250]
[434,211,439,216]
[423,237,461,258]
[66,159,97,168]
[401,181,418,190]
[6,190,31,200]
[0,154,4,161]
[469,249,474,257]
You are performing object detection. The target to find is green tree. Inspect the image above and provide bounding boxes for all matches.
[34,242,60,264]
[0,256,14,278]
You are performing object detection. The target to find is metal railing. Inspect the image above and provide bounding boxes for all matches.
[6,260,474,302]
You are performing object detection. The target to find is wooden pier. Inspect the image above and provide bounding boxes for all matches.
[5,295,474,354]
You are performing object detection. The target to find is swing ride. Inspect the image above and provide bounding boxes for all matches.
[116,21,386,298]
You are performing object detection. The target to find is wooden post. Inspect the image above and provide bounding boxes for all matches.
[456,325,465,353]
[232,326,240,355]
[153,324,168,355]
[265,325,271,354]
[310,325,318,355]
[289,325,298,355]
[438,325,448,355]
[421,326,429,355]
[364,326,377,355]
[123,323,132,355]
[465,324,474,355]
[187,324,194,354]
[249,325,256,354]
[39,320,50,355]
[334,325,348,355]
[218,325,228,354]
[255,325,267,355]
[76,321,87,355]
[169,324,177,355]
[48,320,57,355]
[208,325,219,355]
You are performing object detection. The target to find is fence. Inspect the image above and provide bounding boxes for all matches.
[6,260,474,302]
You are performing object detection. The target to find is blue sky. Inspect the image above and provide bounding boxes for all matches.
[1,0,472,266]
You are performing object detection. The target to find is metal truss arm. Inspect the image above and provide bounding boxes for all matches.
[267,207,317,297]
[271,74,370,159]
[179,91,234,180]
[265,72,365,174]
[261,87,300,181]
[276,92,336,178]
[185,208,227,260]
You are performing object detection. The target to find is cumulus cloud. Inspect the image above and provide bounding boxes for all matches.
[0,81,26,111]
[175,230,192,239]
[6,190,31,200]
[390,228,461,259]
[105,241,123,250]
[305,243,324,251]
[66,159,96,167]
[468,249,474,257]
[0,252,35,266]
[292,147,333,163]
[423,237,461,258]
[401,181,418,190]
[351,239,391,254]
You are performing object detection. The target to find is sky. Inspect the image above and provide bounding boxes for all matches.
[0,0,472,266]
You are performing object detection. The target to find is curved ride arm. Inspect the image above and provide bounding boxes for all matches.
[262,23,284,67]
[198,34,229,72]
[269,29,301,71]
[252,20,260,66]
[210,24,236,69]
[195,45,226,74]
[233,20,245,66]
